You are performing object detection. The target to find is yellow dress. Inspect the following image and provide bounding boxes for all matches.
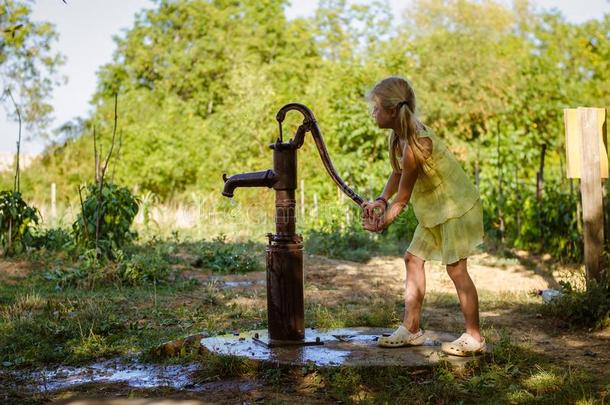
[406,130,484,265]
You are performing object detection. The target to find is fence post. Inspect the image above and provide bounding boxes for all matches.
[51,183,57,225]
[565,107,608,287]
[580,108,605,285]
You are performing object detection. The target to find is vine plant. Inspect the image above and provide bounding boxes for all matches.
[0,89,40,256]
[72,94,139,258]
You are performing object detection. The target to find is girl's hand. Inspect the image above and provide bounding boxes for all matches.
[361,200,386,218]
[361,201,386,232]
[373,214,387,233]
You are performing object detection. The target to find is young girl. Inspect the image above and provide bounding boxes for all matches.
[361,76,486,356]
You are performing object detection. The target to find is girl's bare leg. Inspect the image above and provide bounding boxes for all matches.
[446,258,482,342]
[403,252,426,333]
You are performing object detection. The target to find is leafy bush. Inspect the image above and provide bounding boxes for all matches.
[31,227,73,251]
[304,206,416,262]
[483,182,583,263]
[43,245,175,288]
[542,280,610,329]
[0,190,40,255]
[194,235,263,274]
[514,189,582,262]
[118,248,173,285]
[305,225,379,262]
[73,182,140,257]
[43,249,103,289]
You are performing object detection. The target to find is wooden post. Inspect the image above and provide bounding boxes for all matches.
[536,144,547,201]
[515,166,520,237]
[566,107,608,287]
[51,183,57,224]
[580,108,604,285]
[300,179,305,218]
[496,125,504,243]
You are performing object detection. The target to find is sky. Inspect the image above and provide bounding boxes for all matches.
[1,0,609,154]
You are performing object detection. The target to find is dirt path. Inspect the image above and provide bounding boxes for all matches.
[4,251,608,403]
[304,252,610,383]
[303,252,561,304]
[207,252,610,383]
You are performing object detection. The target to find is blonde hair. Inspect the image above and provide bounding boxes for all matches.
[367,76,429,173]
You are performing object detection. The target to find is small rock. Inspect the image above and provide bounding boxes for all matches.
[153,332,209,357]
[584,349,597,357]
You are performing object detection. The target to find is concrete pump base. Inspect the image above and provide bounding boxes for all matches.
[201,327,489,367]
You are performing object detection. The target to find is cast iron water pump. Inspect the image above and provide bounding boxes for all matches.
[222,103,364,347]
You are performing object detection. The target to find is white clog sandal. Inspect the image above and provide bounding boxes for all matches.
[378,325,426,348]
[441,333,486,356]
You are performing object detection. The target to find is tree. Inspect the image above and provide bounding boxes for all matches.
[0,0,64,131]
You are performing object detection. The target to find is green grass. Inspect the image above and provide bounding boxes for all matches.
[0,237,267,368]
[0,238,608,403]
[186,336,604,404]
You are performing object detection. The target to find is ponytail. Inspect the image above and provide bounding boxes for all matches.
[370,76,430,174]
[398,104,430,173]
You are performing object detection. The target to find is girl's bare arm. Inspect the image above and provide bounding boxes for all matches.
[361,171,400,220]
[382,146,419,227]
[378,171,401,201]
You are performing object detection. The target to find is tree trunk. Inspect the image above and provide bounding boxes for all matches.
[474,159,480,191]
[515,166,521,237]
[496,124,504,243]
[536,144,547,201]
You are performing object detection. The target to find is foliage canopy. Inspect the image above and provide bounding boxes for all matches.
[5,0,610,261]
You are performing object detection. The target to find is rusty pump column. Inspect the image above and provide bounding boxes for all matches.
[222,103,364,346]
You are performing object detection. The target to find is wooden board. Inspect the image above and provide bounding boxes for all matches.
[565,108,608,179]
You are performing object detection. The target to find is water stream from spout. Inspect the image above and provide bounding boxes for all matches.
[226,197,239,219]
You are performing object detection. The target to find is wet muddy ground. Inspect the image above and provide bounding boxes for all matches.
[2,252,609,403]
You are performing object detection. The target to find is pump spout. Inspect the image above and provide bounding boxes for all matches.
[222,170,278,198]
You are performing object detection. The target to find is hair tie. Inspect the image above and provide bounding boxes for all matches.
[397,101,410,110]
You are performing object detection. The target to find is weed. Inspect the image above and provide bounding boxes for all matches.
[542,280,610,328]
[0,190,39,256]
[31,227,73,251]
[193,234,264,274]
[118,249,172,286]
[201,351,257,378]
[73,182,139,257]
[522,368,563,395]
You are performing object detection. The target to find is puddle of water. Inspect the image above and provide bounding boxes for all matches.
[205,276,265,289]
[19,359,200,393]
[201,328,379,366]
[203,336,351,366]
[5,359,264,396]
[201,327,470,368]
[223,280,265,288]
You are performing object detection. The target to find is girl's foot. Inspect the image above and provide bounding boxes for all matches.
[441,333,486,356]
[378,325,426,348]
